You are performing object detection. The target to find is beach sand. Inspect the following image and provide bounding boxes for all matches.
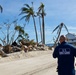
[0,49,58,75]
[0,49,53,63]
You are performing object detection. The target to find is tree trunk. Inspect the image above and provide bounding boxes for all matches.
[42,15,45,45]
[32,16,38,43]
[7,26,9,45]
[54,26,62,47]
[39,16,43,44]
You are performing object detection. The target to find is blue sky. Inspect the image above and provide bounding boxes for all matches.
[0,0,76,44]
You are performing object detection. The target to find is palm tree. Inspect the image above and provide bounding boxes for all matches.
[19,2,38,43]
[52,23,69,46]
[37,3,46,44]
[0,5,3,13]
[24,33,29,40]
[15,25,24,41]
[37,9,43,44]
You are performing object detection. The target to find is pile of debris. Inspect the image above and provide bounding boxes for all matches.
[0,43,50,58]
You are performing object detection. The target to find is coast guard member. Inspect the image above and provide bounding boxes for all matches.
[53,35,76,75]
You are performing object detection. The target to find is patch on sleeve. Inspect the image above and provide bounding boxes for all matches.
[59,48,70,55]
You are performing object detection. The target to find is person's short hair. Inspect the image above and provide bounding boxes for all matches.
[59,35,65,41]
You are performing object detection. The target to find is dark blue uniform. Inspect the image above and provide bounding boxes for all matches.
[53,42,76,75]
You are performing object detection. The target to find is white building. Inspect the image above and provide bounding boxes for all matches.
[66,33,76,44]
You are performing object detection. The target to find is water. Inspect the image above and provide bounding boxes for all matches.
[46,43,54,47]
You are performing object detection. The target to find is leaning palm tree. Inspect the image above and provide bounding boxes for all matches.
[19,2,38,43]
[0,5,3,13]
[52,23,69,46]
[37,3,46,44]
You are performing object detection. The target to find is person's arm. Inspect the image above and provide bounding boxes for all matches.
[73,47,76,57]
[70,44,76,57]
[53,47,58,58]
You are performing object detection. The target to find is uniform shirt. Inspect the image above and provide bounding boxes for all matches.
[53,41,76,71]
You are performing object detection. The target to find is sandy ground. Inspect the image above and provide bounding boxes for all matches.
[0,50,51,63]
[0,50,57,75]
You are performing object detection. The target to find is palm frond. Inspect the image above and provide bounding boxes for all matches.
[24,4,30,8]
[39,3,44,9]
[0,5,3,13]
[20,15,26,20]
[38,3,45,15]
[25,14,31,22]
[57,27,60,34]
[38,7,42,13]
[19,11,27,16]
[57,23,63,34]
[64,24,69,33]
[52,25,59,33]
[22,7,28,11]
